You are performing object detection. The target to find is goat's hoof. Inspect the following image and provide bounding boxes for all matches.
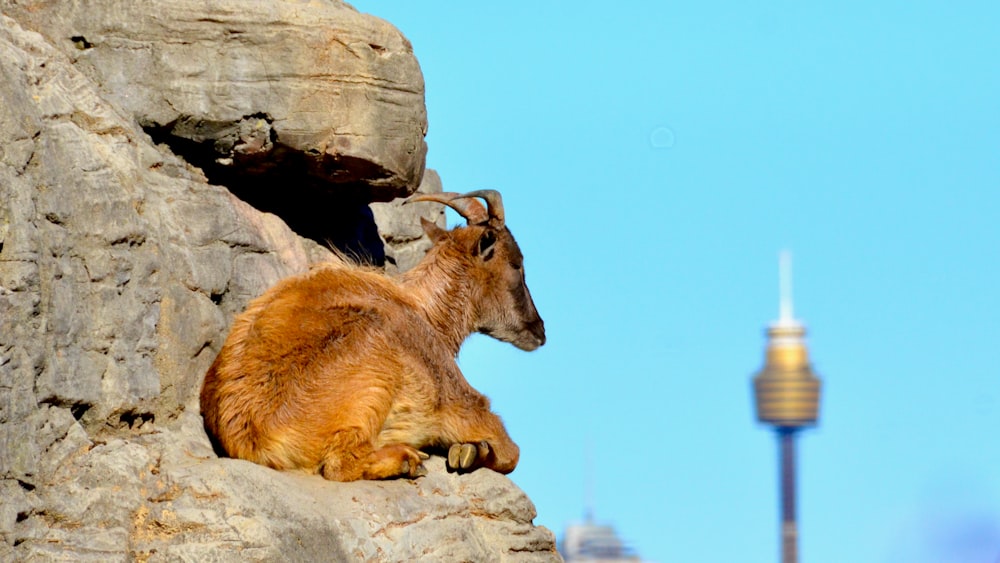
[400,458,427,477]
[447,441,490,471]
[394,445,429,478]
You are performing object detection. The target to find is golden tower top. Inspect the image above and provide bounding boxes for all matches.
[753,251,821,429]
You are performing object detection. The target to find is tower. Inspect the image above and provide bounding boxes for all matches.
[752,251,822,563]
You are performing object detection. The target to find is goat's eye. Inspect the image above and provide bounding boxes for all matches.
[510,262,522,270]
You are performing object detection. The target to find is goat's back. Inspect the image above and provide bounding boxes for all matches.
[200,262,436,469]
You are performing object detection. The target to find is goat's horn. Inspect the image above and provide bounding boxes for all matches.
[404,191,489,225]
[457,189,504,227]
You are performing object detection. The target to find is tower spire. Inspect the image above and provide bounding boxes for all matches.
[778,250,794,325]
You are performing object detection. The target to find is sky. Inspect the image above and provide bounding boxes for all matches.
[350,3,1000,562]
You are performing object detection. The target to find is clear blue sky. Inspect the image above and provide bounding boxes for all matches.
[352,3,1000,562]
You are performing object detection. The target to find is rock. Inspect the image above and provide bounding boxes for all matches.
[371,169,447,274]
[117,412,557,562]
[4,0,428,246]
[0,12,323,428]
[0,8,558,562]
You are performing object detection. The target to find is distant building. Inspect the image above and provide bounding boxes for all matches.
[559,515,644,562]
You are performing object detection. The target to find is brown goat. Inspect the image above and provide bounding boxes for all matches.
[200,190,545,481]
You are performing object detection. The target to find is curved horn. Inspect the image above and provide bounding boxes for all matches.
[404,191,489,225]
[457,189,504,227]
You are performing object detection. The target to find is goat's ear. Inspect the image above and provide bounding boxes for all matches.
[475,229,497,261]
[420,217,448,243]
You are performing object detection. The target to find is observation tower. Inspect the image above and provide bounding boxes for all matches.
[752,252,822,563]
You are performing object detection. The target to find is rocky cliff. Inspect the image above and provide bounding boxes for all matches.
[0,2,558,560]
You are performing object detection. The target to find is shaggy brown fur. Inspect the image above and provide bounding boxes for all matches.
[200,191,545,481]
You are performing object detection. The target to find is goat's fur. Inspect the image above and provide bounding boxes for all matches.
[200,191,545,481]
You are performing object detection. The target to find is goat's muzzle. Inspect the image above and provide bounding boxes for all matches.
[516,318,546,351]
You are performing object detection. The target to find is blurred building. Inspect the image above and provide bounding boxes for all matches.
[559,514,644,562]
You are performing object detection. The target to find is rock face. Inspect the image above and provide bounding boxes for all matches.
[4,0,428,252]
[0,5,558,561]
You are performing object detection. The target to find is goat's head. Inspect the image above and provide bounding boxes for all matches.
[405,190,546,351]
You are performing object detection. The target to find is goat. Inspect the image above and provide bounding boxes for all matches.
[199,190,545,481]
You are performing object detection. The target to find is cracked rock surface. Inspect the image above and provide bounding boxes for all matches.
[0,7,558,561]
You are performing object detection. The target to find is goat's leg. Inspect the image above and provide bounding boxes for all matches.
[320,432,429,481]
[438,408,519,474]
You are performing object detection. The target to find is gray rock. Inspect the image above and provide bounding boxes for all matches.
[122,412,557,562]
[371,168,447,274]
[3,0,427,204]
[0,8,558,562]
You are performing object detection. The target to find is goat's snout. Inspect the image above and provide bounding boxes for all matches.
[530,321,546,348]
[517,317,546,351]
